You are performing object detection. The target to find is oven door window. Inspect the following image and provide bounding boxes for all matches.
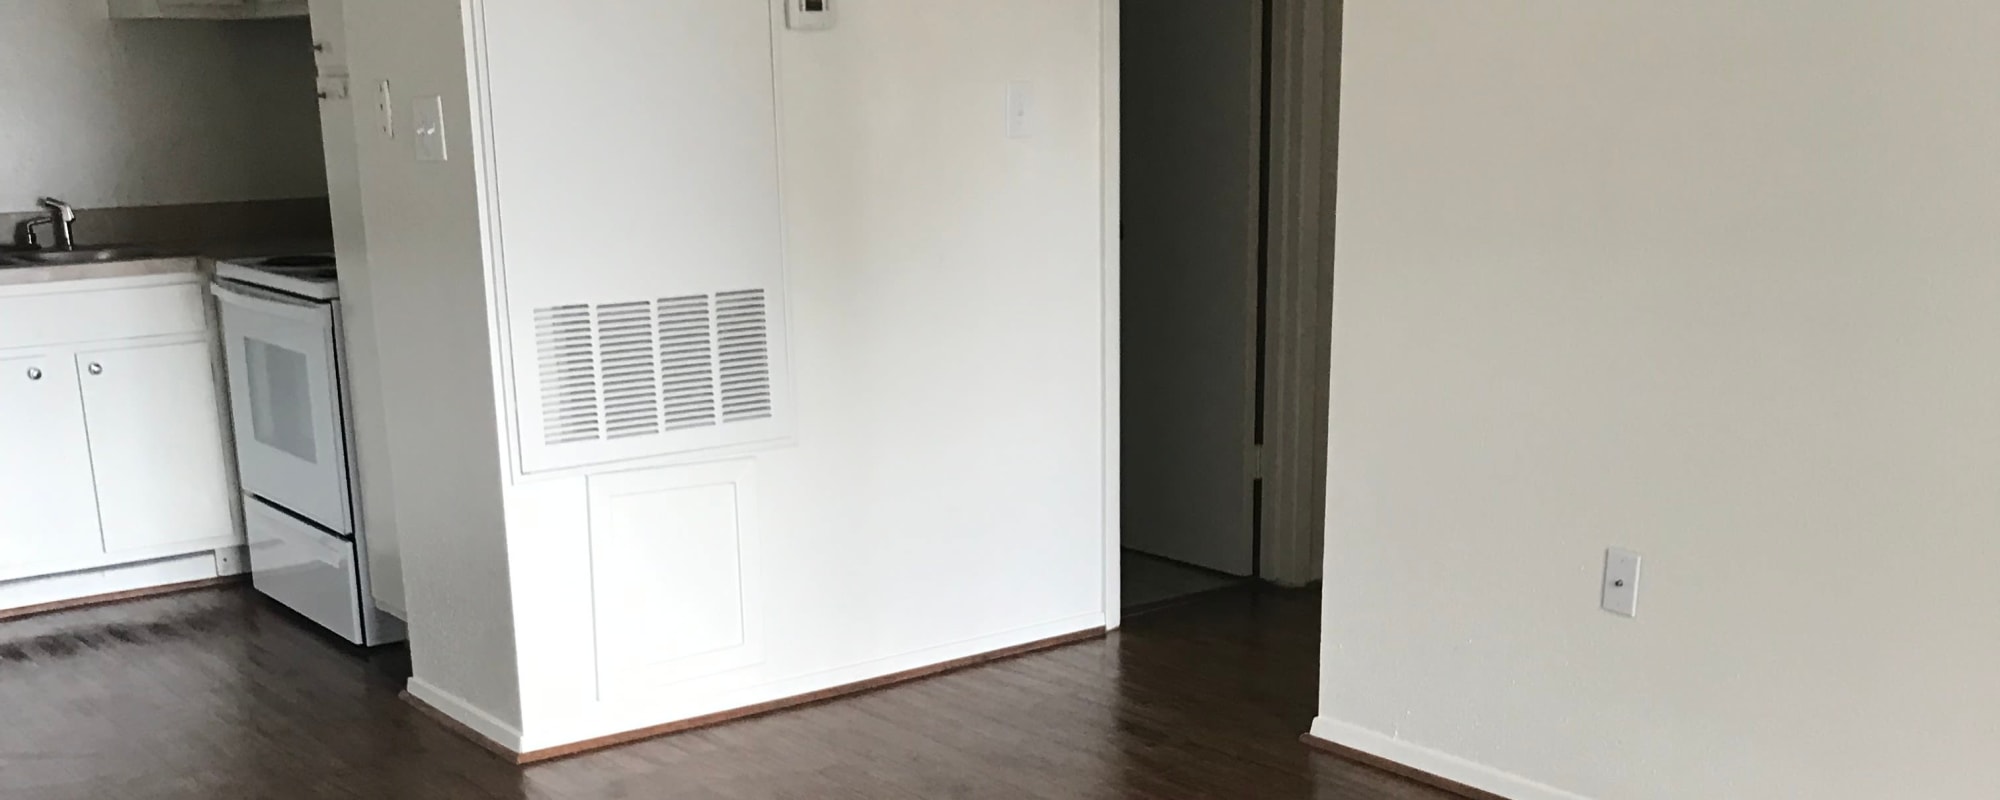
[244,338,320,462]
[213,282,353,534]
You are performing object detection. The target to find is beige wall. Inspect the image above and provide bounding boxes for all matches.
[1318,3,2000,798]
[0,2,325,213]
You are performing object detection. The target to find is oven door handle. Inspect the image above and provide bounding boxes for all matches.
[211,279,332,324]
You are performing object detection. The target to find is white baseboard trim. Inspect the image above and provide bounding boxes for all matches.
[518,612,1107,752]
[407,678,525,753]
[0,551,222,615]
[1309,717,1591,800]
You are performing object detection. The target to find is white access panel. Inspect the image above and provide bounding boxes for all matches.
[586,459,763,700]
[474,1,794,475]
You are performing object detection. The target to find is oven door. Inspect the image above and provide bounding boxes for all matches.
[212,280,353,534]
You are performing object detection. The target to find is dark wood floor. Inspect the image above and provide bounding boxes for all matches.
[1120,549,1250,613]
[0,583,1453,800]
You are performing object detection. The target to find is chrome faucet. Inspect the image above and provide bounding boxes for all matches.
[17,197,77,250]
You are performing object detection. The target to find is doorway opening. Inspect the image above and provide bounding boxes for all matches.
[1113,0,1339,616]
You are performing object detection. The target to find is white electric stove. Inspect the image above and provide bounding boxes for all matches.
[212,254,404,646]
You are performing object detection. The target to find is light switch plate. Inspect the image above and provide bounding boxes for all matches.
[784,0,834,31]
[413,95,448,162]
[1602,548,1641,618]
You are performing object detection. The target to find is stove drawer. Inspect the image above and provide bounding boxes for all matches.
[246,498,363,644]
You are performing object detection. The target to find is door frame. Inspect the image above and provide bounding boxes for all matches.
[1100,0,1122,629]
[1254,0,1341,587]
[1102,0,1341,626]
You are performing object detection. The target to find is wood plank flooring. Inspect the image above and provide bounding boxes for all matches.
[0,584,1456,799]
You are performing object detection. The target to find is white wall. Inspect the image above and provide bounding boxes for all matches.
[341,0,522,728]
[0,1,325,212]
[504,0,1107,748]
[308,0,403,618]
[1319,3,2000,799]
[344,0,1107,750]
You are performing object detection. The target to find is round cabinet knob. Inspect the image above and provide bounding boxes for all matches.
[87,363,103,376]
[25,367,42,381]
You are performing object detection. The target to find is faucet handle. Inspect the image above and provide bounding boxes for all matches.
[16,218,48,248]
[36,197,74,223]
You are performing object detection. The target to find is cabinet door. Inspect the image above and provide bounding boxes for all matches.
[77,341,238,555]
[0,355,104,571]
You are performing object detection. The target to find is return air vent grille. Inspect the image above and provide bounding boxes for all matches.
[598,301,660,440]
[534,305,601,445]
[531,291,778,453]
[717,290,774,422]
[660,295,718,431]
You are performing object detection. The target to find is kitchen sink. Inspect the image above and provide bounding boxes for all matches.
[2,246,163,266]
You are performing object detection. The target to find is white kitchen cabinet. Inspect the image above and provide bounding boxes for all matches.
[0,270,243,597]
[77,340,238,555]
[0,356,104,571]
[108,0,308,20]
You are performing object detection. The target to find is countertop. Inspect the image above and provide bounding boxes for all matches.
[0,239,333,289]
[0,256,202,288]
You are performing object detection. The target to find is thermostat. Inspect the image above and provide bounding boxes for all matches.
[785,0,834,31]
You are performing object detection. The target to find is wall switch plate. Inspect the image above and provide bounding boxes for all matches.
[784,0,834,31]
[413,95,448,162]
[1006,81,1034,139]
[1601,548,1641,618]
